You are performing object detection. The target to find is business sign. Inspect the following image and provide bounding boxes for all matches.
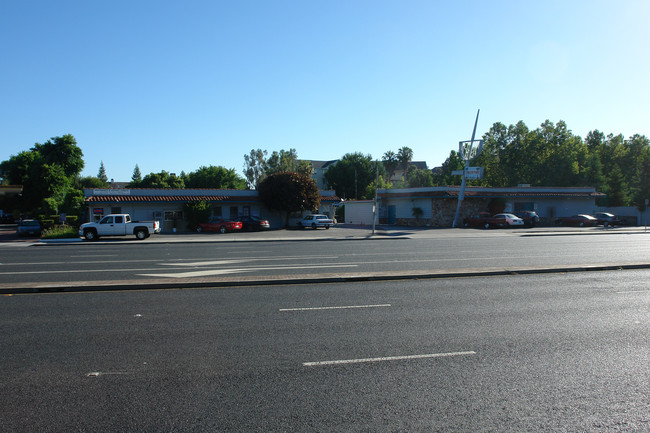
[465,167,484,180]
[452,167,484,179]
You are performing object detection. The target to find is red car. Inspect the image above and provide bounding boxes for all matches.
[195,218,242,234]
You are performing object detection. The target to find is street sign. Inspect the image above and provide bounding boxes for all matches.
[465,167,484,180]
[452,167,484,179]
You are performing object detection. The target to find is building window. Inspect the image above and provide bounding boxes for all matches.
[213,206,222,218]
[229,206,238,219]
[164,211,183,221]
[111,207,122,214]
[243,206,250,217]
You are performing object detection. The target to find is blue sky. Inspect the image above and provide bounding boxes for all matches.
[2,0,649,182]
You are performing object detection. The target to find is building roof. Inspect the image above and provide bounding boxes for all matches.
[84,188,341,203]
[378,186,604,199]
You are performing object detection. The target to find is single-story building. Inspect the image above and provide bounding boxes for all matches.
[83,188,341,232]
[342,186,605,227]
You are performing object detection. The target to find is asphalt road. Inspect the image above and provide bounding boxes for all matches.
[1,226,650,291]
[1,270,648,432]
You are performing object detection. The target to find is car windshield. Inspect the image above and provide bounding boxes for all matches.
[20,220,39,226]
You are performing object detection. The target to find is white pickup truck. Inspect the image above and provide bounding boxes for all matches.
[79,214,161,240]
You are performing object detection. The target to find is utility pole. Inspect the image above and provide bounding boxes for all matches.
[452,110,484,228]
[373,162,379,236]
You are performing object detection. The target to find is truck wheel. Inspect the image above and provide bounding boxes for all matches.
[135,229,147,240]
[484,223,490,229]
[325,225,330,229]
[312,223,317,229]
[84,229,98,241]
[219,226,227,234]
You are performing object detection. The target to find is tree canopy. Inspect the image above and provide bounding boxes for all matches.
[184,165,246,189]
[324,152,379,200]
[257,172,320,226]
[0,134,84,216]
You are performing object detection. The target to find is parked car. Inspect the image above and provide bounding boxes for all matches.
[79,214,161,240]
[236,215,270,231]
[1,213,15,224]
[594,212,622,226]
[17,219,41,237]
[298,214,334,229]
[463,212,493,228]
[463,212,523,228]
[555,214,598,227]
[514,210,540,227]
[491,213,525,228]
[195,218,242,234]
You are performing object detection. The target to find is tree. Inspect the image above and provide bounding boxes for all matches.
[257,172,320,226]
[184,165,246,189]
[131,164,142,184]
[382,151,399,182]
[243,149,267,189]
[138,171,185,188]
[183,200,212,230]
[266,149,313,177]
[98,161,108,183]
[432,150,464,186]
[79,176,109,189]
[324,152,376,200]
[0,134,84,215]
[407,168,434,187]
[397,146,414,183]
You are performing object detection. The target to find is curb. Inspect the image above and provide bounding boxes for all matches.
[3,263,650,295]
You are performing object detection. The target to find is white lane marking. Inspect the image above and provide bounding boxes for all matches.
[161,257,340,267]
[303,351,477,367]
[280,304,391,312]
[617,289,650,294]
[138,264,358,278]
[86,371,128,377]
[0,268,163,275]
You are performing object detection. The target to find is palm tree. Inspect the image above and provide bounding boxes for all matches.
[382,151,399,181]
[397,146,414,183]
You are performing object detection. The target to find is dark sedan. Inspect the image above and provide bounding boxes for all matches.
[236,215,270,231]
[555,214,598,227]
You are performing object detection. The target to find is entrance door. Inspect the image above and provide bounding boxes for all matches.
[388,206,396,224]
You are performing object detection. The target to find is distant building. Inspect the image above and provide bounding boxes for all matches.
[307,160,338,189]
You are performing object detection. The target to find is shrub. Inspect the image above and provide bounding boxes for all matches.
[42,225,79,239]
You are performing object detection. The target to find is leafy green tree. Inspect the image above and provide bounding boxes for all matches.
[407,168,434,187]
[184,165,246,189]
[324,152,376,199]
[33,134,84,178]
[243,149,268,189]
[138,170,185,188]
[98,161,108,183]
[79,176,109,189]
[0,135,84,215]
[266,148,313,177]
[432,150,464,186]
[183,200,212,229]
[257,172,320,226]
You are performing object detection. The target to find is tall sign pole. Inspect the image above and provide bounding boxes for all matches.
[452,110,483,228]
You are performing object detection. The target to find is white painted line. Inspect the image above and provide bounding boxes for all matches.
[86,371,128,377]
[280,304,391,312]
[161,256,340,267]
[303,351,476,367]
[616,289,650,294]
[138,264,358,278]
